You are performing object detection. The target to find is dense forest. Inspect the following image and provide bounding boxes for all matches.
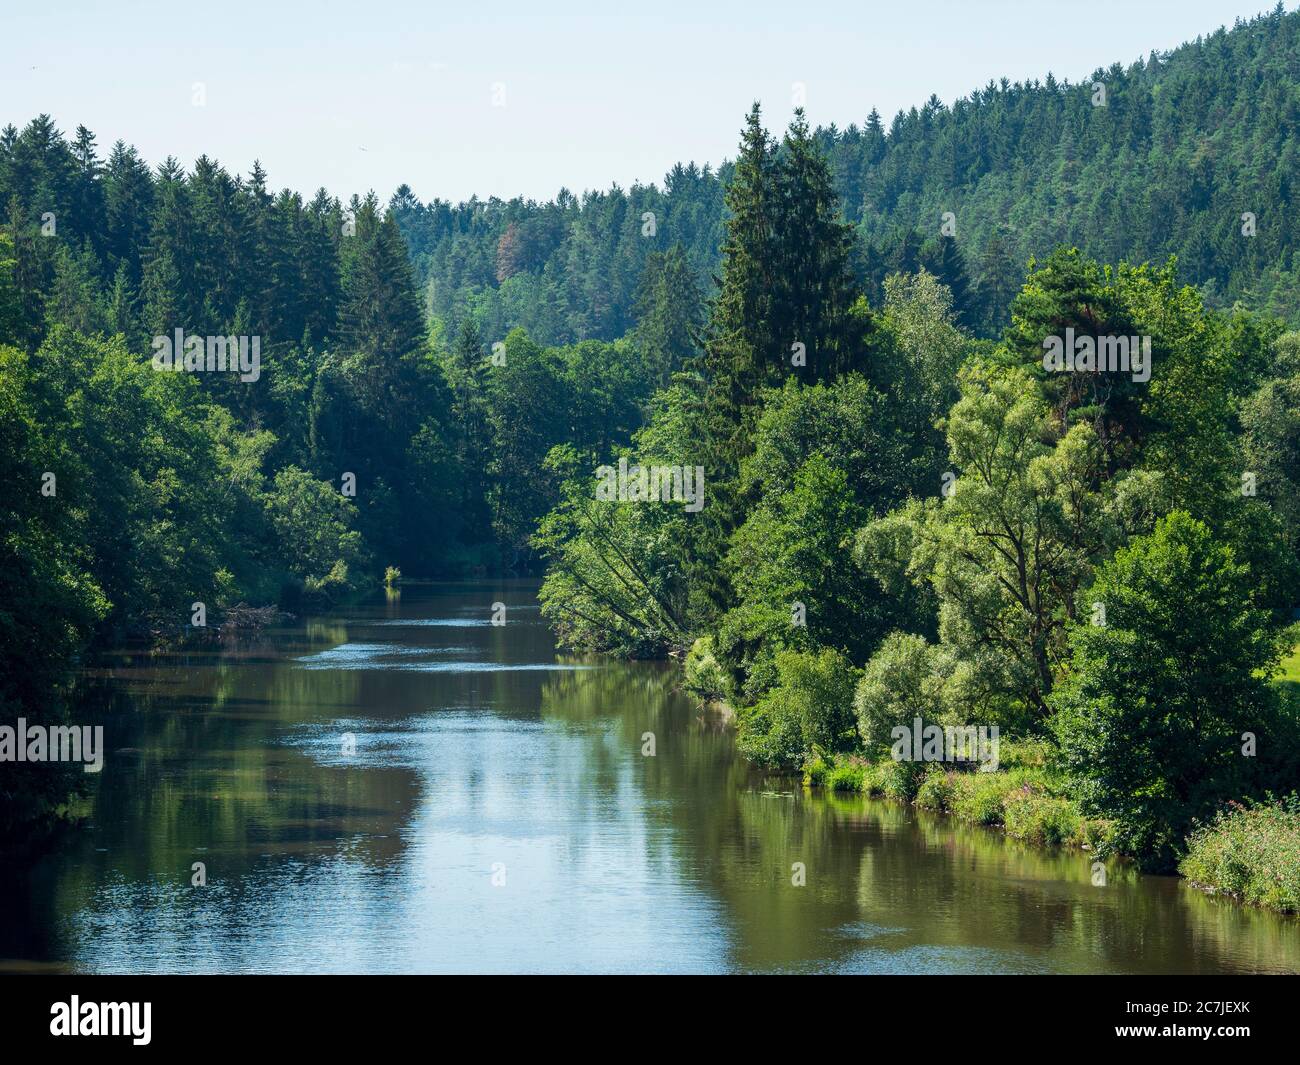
[395,2,1300,344]
[532,98,1300,876]
[3,6,1300,892]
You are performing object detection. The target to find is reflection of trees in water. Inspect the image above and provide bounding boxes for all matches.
[534,663,1300,973]
[45,657,418,955]
[826,795,1299,973]
[540,661,867,970]
[23,643,1299,973]
[859,804,1300,972]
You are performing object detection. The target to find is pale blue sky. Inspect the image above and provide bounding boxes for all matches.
[4,1,1291,203]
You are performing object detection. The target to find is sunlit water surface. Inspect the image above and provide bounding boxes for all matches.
[2,582,1296,973]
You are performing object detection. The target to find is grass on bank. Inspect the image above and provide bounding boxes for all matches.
[1173,639,1299,910]
[1281,641,1300,685]
[1179,799,1300,914]
[804,740,1300,912]
[802,740,1114,850]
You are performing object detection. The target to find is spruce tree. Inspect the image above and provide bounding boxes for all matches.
[691,104,781,618]
[633,243,703,388]
[690,105,868,619]
[922,233,972,327]
[775,109,865,384]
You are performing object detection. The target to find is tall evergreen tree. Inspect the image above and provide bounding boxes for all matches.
[632,243,703,389]
[776,109,867,384]
[691,105,870,619]
[922,233,972,327]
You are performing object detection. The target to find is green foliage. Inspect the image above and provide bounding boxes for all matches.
[877,758,925,801]
[915,768,956,810]
[735,648,859,768]
[530,358,714,655]
[533,437,693,658]
[707,371,938,700]
[683,636,728,701]
[264,467,365,600]
[633,244,703,389]
[690,106,871,620]
[486,330,656,556]
[0,341,109,842]
[854,633,951,751]
[1050,512,1291,869]
[803,757,872,793]
[859,362,1112,724]
[826,762,868,793]
[802,757,830,788]
[719,455,869,697]
[7,25,1300,883]
[738,374,905,512]
[1179,798,1300,913]
[1241,333,1300,566]
[875,270,967,486]
[946,772,1023,826]
[1001,790,1081,846]
[1280,637,1300,685]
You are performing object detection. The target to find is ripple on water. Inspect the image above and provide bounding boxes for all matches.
[293,641,593,673]
[368,618,494,627]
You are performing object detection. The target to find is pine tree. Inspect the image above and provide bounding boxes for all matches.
[331,203,451,568]
[106,261,141,347]
[142,161,200,328]
[5,198,51,350]
[103,141,154,284]
[446,316,493,546]
[140,248,181,338]
[70,125,105,254]
[45,241,106,335]
[302,188,343,345]
[338,208,426,368]
[970,228,1021,337]
[690,104,781,617]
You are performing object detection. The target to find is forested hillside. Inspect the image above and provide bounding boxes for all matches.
[3,4,1300,873]
[1,108,671,841]
[394,2,1300,343]
[530,97,1300,876]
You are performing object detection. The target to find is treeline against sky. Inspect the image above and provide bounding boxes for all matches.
[1,98,695,842]
[4,4,1300,854]
[394,3,1300,344]
[531,99,1300,871]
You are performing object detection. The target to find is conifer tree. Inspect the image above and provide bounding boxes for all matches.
[633,243,703,388]
[776,109,866,384]
[922,233,972,327]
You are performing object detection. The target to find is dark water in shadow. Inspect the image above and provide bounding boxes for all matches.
[2,581,1297,973]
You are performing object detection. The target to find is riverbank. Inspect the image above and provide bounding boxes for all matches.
[802,741,1111,850]
[1181,801,1300,912]
[683,639,1300,916]
[798,746,1300,915]
[7,580,1297,974]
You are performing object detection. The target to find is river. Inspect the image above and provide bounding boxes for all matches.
[2,580,1296,973]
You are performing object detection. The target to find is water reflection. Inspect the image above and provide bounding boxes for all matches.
[1,581,1296,973]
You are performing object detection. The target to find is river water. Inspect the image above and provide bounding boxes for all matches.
[2,581,1296,973]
